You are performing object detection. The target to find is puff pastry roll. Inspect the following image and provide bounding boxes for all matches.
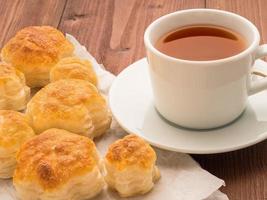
[50,56,98,86]
[0,110,35,178]
[13,128,104,200]
[1,26,74,88]
[104,134,160,197]
[26,79,111,138]
[0,62,30,110]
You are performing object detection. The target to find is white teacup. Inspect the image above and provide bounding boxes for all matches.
[144,9,267,129]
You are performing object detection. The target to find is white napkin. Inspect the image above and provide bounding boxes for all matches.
[0,34,228,200]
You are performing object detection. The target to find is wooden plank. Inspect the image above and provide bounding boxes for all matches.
[0,0,20,47]
[194,140,267,200]
[58,0,205,74]
[0,0,67,48]
[206,0,267,44]
[195,2,267,200]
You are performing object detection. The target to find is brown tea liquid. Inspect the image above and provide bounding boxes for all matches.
[155,25,247,61]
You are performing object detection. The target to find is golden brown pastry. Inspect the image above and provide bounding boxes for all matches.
[104,134,160,197]
[26,79,111,138]
[0,62,30,110]
[13,128,104,200]
[1,26,74,88]
[0,110,35,178]
[50,56,98,86]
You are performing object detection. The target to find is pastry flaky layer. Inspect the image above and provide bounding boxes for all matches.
[50,56,98,86]
[0,62,30,111]
[104,134,160,197]
[13,128,105,200]
[1,26,74,88]
[0,110,35,178]
[26,79,111,138]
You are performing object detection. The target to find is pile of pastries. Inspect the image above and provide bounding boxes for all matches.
[0,26,160,200]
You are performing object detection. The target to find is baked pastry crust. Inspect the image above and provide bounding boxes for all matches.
[26,79,111,138]
[104,134,160,197]
[0,62,30,110]
[50,56,98,86]
[1,26,74,88]
[13,128,104,200]
[0,110,35,178]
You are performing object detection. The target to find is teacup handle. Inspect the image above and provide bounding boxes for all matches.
[249,44,267,95]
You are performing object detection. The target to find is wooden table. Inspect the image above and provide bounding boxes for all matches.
[0,0,266,199]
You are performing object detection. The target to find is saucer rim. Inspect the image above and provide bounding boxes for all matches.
[109,58,267,154]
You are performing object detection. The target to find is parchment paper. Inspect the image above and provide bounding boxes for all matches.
[0,34,228,200]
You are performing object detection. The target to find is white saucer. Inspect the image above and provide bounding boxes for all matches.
[109,58,267,154]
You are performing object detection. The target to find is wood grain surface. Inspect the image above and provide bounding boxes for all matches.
[59,0,204,74]
[0,0,266,199]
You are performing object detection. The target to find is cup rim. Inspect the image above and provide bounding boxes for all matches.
[144,9,260,64]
